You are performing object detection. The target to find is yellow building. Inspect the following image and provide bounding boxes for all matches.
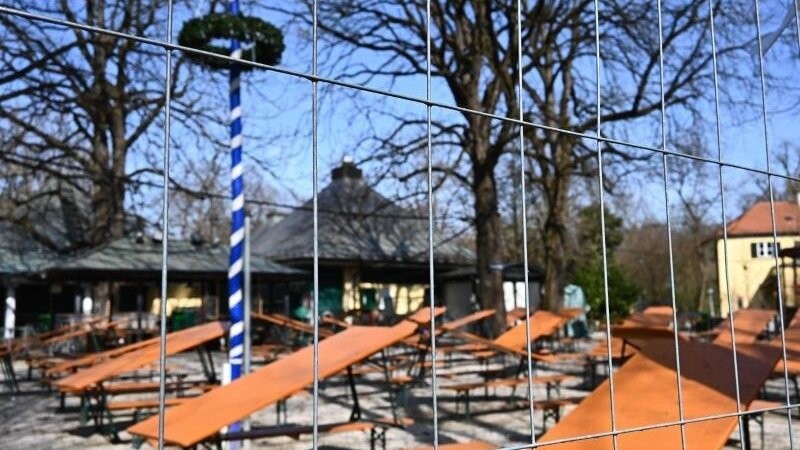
[717,200,800,317]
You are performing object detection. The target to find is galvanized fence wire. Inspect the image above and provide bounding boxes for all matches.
[516,0,538,445]
[592,1,620,449]
[311,0,321,447]
[708,0,748,445]
[655,0,689,448]
[156,0,175,449]
[424,0,442,448]
[494,402,800,450]
[0,2,798,449]
[753,0,797,446]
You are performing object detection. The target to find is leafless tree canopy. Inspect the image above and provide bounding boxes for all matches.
[272,0,765,330]
[0,0,214,248]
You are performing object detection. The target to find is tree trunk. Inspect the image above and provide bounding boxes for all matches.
[542,225,566,311]
[89,164,126,244]
[87,17,127,246]
[540,142,572,312]
[473,163,506,336]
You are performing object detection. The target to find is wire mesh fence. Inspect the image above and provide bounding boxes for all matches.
[1,0,799,449]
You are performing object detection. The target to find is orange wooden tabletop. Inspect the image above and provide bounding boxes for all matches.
[539,338,780,449]
[406,306,447,323]
[127,317,426,447]
[55,321,225,393]
[621,306,674,328]
[1,318,107,357]
[714,308,775,345]
[440,309,495,333]
[46,336,159,376]
[251,312,335,338]
[493,310,572,350]
[611,325,676,341]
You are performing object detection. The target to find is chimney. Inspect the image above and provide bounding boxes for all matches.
[332,155,363,180]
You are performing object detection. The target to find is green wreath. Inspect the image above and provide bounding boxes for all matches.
[177,13,284,71]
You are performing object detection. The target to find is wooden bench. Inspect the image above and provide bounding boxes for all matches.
[100,396,203,443]
[101,379,214,395]
[127,310,446,447]
[442,374,577,420]
[250,343,290,360]
[219,417,414,450]
[55,322,225,395]
[59,374,210,410]
[530,396,585,432]
[444,374,575,397]
[106,396,190,411]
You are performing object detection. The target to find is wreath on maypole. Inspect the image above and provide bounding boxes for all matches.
[177,13,284,71]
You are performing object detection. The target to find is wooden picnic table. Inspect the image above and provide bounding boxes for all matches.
[55,321,225,393]
[127,309,443,447]
[539,337,781,449]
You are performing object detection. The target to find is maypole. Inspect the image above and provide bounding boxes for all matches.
[227,0,245,386]
[226,0,246,441]
[176,6,283,439]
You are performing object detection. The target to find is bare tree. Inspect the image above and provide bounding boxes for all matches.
[268,0,769,332]
[166,153,281,243]
[0,0,212,248]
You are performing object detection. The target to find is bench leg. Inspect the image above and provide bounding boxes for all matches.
[540,406,563,433]
[104,406,121,443]
[541,409,549,433]
[276,399,287,424]
[465,391,471,421]
[131,434,144,450]
[393,383,408,419]
[2,355,19,393]
[79,395,88,426]
[742,414,751,450]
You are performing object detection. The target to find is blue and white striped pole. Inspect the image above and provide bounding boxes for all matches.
[227,0,245,410]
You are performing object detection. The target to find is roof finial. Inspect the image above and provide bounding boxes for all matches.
[332,156,362,180]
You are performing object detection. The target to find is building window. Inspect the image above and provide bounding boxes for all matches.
[750,241,780,259]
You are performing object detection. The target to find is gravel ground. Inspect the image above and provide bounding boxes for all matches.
[1,347,797,449]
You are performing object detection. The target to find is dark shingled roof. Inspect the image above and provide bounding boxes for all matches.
[0,222,61,274]
[0,185,87,275]
[439,263,545,282]
[252,162,474,266]
[50,236,305,276]
[0,184,301,278]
